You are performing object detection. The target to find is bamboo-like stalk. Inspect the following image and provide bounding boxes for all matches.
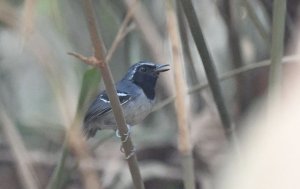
[79,0,145,188]
[241,0,270,44]
[46,4,138,188]
[222,0,252,113]
[28,14,102,189]
[268,0,286,99]
[0,110,39,189]
[166,1,195,189]
[46,140,69,189]
[179,0,233,138]
[21,0,36,41]
[123,0,173,99]
[123,0,165,64]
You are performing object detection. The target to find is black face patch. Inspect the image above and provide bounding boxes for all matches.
[131,65,159,100]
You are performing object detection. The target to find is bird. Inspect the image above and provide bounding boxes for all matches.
[83,61,170,138]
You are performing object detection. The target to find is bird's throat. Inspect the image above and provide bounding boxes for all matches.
[133,76,157,100]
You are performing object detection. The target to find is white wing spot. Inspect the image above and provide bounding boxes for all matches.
[117,92,129,96]
[100,95,110,103]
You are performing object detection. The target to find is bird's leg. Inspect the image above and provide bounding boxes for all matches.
[115,124,131,143]
[116,124,136,159]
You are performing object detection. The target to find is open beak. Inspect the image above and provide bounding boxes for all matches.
[155,64,170,73]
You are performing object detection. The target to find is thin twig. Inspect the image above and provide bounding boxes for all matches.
[105,1,137,62]
[189,55,300,94]
[152,55,300,112]
[68,52,100,66]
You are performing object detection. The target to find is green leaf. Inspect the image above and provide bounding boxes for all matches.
[77,68,101,114]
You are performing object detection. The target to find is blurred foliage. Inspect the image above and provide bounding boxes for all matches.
[76,68,101,114]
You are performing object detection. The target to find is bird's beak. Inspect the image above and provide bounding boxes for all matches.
[155,64,170,73]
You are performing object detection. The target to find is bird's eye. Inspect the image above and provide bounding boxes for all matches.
[140,67,147,72]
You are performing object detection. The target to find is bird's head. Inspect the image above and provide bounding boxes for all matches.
[124,61,170,99]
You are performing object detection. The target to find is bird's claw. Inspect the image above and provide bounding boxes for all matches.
[120,144,136,159]
[116,125,135,159]
[115,124,131,143]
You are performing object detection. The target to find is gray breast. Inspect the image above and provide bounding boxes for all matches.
[122,91,154,126]
[100,89,154,130]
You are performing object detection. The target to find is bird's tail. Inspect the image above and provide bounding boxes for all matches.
[82,122,99,139]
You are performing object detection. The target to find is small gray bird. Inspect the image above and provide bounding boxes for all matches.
[83,61,170,138]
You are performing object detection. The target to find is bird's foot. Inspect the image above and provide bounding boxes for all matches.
[120,144,136,160]
[115,124,131,143]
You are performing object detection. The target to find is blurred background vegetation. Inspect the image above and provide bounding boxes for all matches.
[0,0,298,189]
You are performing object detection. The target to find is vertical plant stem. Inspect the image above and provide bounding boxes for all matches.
[47,3,137,188]
[180,0,233,138]
[0,110,39,189]
[166,1,195,189]
[81,0,145,188]
[123,0,165,63]
[268,0,286,96]
[21,0,36,41]
[241,0,270,44]
[46,140,69,189]
[222,0,251,113]
[177,5,204,111]
[123,0,172,98]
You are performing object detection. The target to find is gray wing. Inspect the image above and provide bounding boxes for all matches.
[83,90,131,137]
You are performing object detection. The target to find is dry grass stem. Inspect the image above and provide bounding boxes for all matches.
[166,1,195,189]
[66,120,102,189]
[180,0,234,139]
[105,1,137,62]
[78,0,145,188]
[124,0,165,63]
[268,0,286,106]
[0,110,39,189]
[166,1,190,156]
[22,19,102,189]
[21,0,36,36]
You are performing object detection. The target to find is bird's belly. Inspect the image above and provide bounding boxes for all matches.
[101,97,154,129]
[123,99,154,126]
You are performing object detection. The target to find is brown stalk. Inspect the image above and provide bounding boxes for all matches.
[21,0,36,40]
[166,1,195,189]
[124,0,165,63]
[105,2,137,62]
[0,110,39,189]
[123,0,173,99]
[25,27,101,189]
[70,0,145,188]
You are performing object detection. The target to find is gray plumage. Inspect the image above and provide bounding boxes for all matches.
[83,62,170,138]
